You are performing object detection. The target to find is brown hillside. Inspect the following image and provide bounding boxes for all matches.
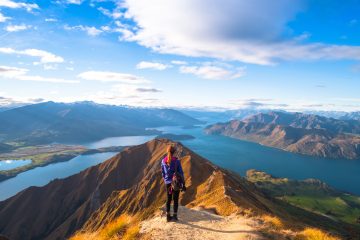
[0,139,356,240]
[0,139,272,240]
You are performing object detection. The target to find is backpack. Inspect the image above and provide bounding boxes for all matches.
[171,160,184,191]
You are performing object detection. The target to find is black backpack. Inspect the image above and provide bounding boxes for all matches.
[171,159,184,191]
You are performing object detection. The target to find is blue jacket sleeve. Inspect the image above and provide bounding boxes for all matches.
[177,160,184,179]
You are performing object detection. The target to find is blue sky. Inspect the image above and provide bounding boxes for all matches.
[0,0,359,111]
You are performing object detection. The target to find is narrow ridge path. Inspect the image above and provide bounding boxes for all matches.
[140,206,265,240]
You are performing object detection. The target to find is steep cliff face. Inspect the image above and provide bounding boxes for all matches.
[0,139,273,240]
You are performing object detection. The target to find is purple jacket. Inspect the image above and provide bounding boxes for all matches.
[161,156,184,184]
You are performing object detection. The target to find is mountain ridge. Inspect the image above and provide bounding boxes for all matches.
[0,139,356,240]
[0,101,201,145]
[205,112,360,159]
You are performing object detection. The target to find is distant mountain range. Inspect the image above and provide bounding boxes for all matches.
[0,139,354,240]
[0,101,202,145]
[341,112,360,121]
[182,108,360,122]
[244,111,360,134]
[205,111,360,159]
[179,108,274,124]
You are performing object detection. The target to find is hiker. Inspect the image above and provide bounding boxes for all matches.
[161,145,186,222]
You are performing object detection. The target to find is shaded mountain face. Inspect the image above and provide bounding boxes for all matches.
[0,139,355,240]
[0,101,201,144]
[205,112,360,159]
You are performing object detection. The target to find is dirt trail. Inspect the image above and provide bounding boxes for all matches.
[140,206,265,240]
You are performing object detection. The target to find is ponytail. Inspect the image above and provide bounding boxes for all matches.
[166,145,175,165]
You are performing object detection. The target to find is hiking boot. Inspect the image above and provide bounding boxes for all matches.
[172,213,178,221]
[166,213,172,222]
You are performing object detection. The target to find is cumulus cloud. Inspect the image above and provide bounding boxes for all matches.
[64,25,103,36]
[77,71,150,84]
[136,87,162,93]
[0,65,78,83]
[230,98,289,109]
[0,12,9,22]
[0,47,64,64]
[4,24,31,32]
[98,6,122,19]
[0,0,39,11]
[65,0,83,4]
[171,60,187,65]
[0,65,27,77]
[136,61,169,70]
[179,63,246,80]
[45,18,58,22]
[119,0,360,65]
[84,82,162,106]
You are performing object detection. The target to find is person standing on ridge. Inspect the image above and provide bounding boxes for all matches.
[161,145,186,222]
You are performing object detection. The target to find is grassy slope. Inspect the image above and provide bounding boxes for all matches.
[247,169,360,225]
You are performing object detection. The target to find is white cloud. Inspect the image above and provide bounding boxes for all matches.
[98,7,122,19]
[45,18,58,22]
[4,24,31,32]
[136,87,162,93]
[0,65,27,77]
[0,0,39,12]
[43,64,58,70]
[121,0,360,65]
[0,65,78,83]
[0,47,64,63]
[171,60,187,65]
[0,12,10,22]
[136,61,169,70]
[179,63,246,80]
[77,71,151,84]
[64,25,103,36]
[66,0,82,4]
[77,83,162,107]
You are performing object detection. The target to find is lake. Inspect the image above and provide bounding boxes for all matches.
[0,159,31,171]
[84,135,157,149]
[154,125,360,195]
[0,152,116,201]
[1,125,360,201]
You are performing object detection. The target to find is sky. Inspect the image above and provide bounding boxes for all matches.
[0,0,360,111]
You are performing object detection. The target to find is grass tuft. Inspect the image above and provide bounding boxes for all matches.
[295,228,341,240]
[99,214,131,239]
[262,215,285,230]
[70,214,141,240]
[122,224,140,240]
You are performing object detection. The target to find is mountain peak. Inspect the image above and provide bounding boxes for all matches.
[0,139,271,240]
